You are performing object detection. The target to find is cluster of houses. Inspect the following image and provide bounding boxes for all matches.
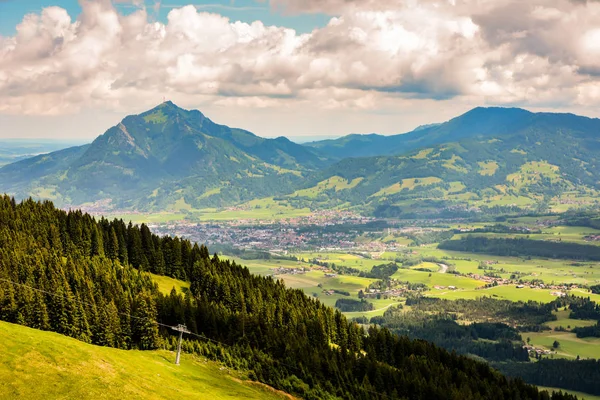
[584,235,600,242]
[272,267,306,276]
[433,285,457,290]
[468,273,513,286]
[362,286,425,299]
[467,272,578,294]
[523,345,553,356]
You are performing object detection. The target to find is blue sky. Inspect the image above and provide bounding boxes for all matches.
[0,0,330,37]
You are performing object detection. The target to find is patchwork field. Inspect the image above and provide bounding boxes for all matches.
[220,224,600,316]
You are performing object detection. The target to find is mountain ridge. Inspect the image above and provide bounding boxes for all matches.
[269,107,600,217]
[1,104,600,215]
[306,107,600,160]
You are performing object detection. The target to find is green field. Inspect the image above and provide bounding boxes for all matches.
[545,310,597,330]
[412,244,600,287]
[224,239,600,313]
[109,212,187,224]
[148,272,190,295]
[222,255,404,317]
[526,330,600,360]
[294,252,387,271]
[0,321,289,400]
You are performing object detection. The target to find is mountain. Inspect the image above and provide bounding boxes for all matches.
[0,101,329,210]
[305,107,588,160]
[276,107,600,217]
[2,105,600,216]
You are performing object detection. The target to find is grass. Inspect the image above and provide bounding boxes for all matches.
[478,161,499,176]
[171,197,193,211]
[414,245,600,287]
[442,155,468,173]
[109,213,187,224]
[294,252,385,271]
[526,330,600,360]
[428,285,560,302]
[198,187,222,200]
[0,321,290,400]
[228,242,600,309]
[291,176,363,199]
[148,272,190,295]
[143,109,168,124]
[545,310,597,330]
[222,255,385,315]
[412,148,433,159]
[193,199,311,221]
[507,161,562,190]
[372,177,442,197]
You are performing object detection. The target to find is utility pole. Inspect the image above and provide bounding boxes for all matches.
[171,324,191,365]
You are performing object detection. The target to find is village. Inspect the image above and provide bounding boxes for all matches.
[146,213,404,253]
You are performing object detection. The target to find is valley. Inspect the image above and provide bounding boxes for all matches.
[4,1,600,398]
[3,103,600,399]
[137,210,600,398]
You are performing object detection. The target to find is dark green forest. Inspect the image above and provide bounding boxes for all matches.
[439,236,600,261]
[496,359,600,396]
[370,310,529,362]
[0,196,578,400]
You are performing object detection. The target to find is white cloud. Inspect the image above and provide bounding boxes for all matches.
[1,0,600,119]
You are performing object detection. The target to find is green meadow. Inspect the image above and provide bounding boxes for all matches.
[148,272,190,295]
[0,321,290,400]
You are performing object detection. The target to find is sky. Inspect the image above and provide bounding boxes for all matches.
[1,0,600,141]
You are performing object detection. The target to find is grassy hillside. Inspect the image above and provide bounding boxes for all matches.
[0,321,289,400]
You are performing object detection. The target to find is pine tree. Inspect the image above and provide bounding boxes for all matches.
[91,225,104,257]
[133,293,160,350]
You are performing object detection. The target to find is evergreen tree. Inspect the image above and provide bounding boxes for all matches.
[133,293,160,350]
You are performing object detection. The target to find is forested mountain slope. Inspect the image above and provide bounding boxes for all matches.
[306,107,600,160]
[277,108,600,217]
[0,196,577,400]
[0,102,328,210]
[1,106,599,216]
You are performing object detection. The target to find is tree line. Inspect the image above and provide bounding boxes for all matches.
[439,236,600,261]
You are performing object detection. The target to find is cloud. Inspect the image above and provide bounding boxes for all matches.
[0,0,600,117]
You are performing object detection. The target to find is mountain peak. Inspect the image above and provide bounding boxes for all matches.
[146,100,182,113]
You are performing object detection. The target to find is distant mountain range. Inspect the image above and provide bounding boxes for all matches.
[299,107,600,216]
[0,139,86,167]
[1,103,599,216]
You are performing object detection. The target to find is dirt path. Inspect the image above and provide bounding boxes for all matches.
[438,263,448,273]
